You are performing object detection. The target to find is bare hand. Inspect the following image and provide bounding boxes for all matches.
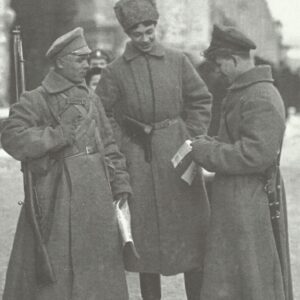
[114,193,129,208]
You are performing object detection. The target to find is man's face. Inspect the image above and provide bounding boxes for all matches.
[88,74,101,91]
[89,58,108,69]
[128,23,156,53]
[213,56,237,84]
[58,54,90,83]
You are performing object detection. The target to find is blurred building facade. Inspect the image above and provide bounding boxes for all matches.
[1,0,299,110]
[77,0,282,64]
[74,0,300,112]
[0,0,14,107]
[211,0,282,67]
[7,0,77,103]
[75,0,125,56]
[75,0,211,57]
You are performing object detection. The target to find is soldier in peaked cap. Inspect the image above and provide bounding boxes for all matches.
[191,24,293,300]
[203,24,257,60]
[1,27,132,300]
[46,27,91,60]
[88,48,114,69]
[96,0,212,299]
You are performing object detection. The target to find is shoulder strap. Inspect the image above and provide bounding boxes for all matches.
[37,86,61,125]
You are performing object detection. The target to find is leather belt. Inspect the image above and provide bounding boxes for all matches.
[152,118,178,130]
[123,116,179,163]
[64,145,98,158]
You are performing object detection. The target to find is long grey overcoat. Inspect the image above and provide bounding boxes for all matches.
[1,70,132,300]
[96,41,212,275]
[191,66,293,300]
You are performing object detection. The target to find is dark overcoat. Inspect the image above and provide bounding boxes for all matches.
[191,66,293,299]
[96,41,212,275]
[1,70,132,300]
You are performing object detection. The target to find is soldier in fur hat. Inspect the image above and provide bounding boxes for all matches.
[96,1,212,299]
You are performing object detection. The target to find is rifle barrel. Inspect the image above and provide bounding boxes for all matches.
[12,27,21,101]
[12,25,55,285]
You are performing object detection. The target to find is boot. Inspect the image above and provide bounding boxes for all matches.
[184,269,203,300]
[139,272,161,300]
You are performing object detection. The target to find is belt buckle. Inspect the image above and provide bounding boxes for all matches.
[85,146,93,155]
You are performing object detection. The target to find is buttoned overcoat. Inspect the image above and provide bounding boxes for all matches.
[1,70,132,300]
[96,41,212,275]
[192,66,293,300]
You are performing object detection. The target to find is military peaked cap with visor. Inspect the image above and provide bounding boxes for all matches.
[114,0,159,31]
[46,27,91,60]
[204,24,257,59]
[90,48,113,63]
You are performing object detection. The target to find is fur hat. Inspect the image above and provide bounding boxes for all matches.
[114,0,159,31]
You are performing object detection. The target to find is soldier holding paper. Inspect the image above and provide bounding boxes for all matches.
[191,25,293,300]
[1,27,132,300]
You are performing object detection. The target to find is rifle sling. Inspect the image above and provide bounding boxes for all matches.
[39,86,73,193]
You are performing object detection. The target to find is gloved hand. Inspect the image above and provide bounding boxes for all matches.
[60,123,76,145]
[191,135,214,164]
[114,192,129,208]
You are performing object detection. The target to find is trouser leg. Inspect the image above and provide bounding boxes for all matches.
[184,269,203,300]
[139,273,161,300]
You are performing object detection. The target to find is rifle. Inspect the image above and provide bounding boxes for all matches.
[12,26,56,285]
[264,148,284,271]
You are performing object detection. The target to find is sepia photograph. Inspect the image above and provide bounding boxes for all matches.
[0,0,299,299]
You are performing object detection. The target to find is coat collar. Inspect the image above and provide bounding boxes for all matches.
[123,41,165,62]
[42,69,88,94]
[229,65,274,91]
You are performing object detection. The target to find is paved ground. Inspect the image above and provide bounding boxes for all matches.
[1,115,300,299]
[280,114,300,300]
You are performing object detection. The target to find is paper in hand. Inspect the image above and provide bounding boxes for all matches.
[171,140,197,185]
[114,199,140,259]
[171,139,192,168]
